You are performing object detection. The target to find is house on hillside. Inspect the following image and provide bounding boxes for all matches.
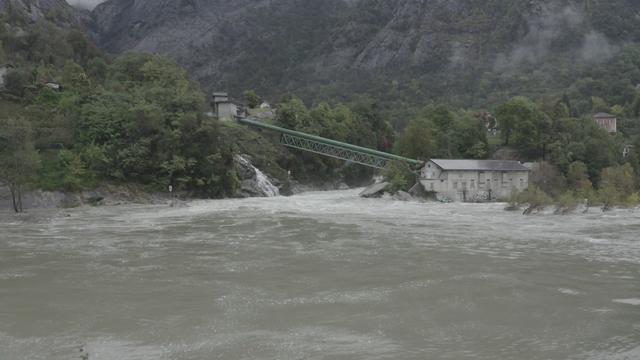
[211,91,239,121]
[45,82,62,91]
[259,101,271,109]
[0,64,15,90]
[593,112,617,133]
[419,159,530,202]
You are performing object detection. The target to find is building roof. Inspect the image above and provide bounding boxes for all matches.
[431,159,530,172]
[594,112,615,118]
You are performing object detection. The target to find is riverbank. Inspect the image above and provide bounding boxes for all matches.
[0,183,172,210]
[0,180,356,212]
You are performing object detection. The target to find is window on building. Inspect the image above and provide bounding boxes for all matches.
[453,182,458,189]
[470,180,475,189]
[430,182,434,190]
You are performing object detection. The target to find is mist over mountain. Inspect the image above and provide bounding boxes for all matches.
[66,0,104,10]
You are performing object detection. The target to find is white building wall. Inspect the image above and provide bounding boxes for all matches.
[217,103,238,121]
[419,165,529,202]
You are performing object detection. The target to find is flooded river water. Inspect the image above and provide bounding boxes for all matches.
[1,190,639,359]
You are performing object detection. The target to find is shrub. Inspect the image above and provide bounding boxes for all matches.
[382,161,415,194]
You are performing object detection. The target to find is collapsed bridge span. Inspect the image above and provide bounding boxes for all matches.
[238,117,422,170]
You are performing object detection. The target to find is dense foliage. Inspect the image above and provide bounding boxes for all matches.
[0,11,243,205]
[273,95,395,184]
[495,95,640,209]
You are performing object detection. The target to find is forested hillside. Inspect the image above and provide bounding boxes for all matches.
[86,0,640,117]
[2,0,640,212]
[0,3,396,211]
[0,6,240,205]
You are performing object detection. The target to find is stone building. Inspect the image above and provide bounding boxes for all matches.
[211,92,238,121]
[419,159,530,202]
[593,113,617,133]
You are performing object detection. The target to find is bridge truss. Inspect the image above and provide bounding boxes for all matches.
[279,133,390,169]
[238,117,422,170]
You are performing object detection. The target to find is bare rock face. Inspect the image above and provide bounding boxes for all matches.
[0,0,80,22]
[60,0,640,105]
[84,0,530,98]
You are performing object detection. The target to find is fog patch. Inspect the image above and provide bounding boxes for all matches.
[494,5,584,71]
[493,4,617,71]
[66,0,106,10]
[579,31,618,62]
[448,42,468,67]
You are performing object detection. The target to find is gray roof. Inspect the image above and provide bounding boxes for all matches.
[431,159,530,172]
[594,112,615,118]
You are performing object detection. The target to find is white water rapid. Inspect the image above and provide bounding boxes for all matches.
[1,190,639,359]
[235,155,280,197]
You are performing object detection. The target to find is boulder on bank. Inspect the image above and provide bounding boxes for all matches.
[393,190,413,201]
[359,182,389,198]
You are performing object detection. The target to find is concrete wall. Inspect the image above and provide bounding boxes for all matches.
[419,162,529,201]
[216,102,238,121]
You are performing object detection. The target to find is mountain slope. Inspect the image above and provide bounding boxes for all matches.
[0,0,85,26]
[85,0,640,109]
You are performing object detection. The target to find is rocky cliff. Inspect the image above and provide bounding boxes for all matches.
[0,0,86,25]
[85,0,640,107]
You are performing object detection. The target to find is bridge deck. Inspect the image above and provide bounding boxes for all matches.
[238,117,423,169]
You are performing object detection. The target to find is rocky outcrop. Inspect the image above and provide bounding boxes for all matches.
[0,0,85,25]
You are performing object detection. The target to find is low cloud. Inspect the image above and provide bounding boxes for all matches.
[66,0,107,10]
[579,31,618,62]
[493,4,618,71]
[448,42,468,67]
[494,4,585,70]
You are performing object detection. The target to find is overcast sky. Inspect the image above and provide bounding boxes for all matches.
[66,0,107,10]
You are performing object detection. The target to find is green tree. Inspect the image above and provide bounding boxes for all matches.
[276,97,309,129]
[591,96,610,113]
[496,96,551,159]
[61,60,90,90]
[54,150,93,191]
[0,119,40,212]
[244,90,262,109]
[4,68,32,97]
[383,161,415,194]
[496,96,535,146]
[396,119,436,161]
[566,161,593,193]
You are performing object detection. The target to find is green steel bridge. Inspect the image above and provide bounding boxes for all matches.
[238,117,423,170]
